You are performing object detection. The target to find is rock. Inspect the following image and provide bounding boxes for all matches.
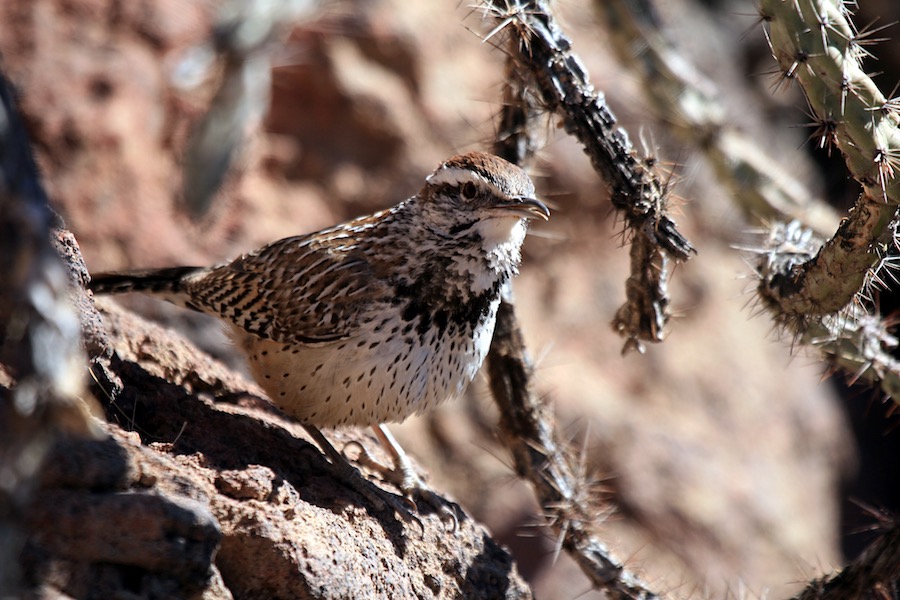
[16,299,531,599]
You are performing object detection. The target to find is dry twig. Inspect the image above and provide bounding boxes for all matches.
[485,40,660,600]
[792,510,900,599]
[483,0,694,353]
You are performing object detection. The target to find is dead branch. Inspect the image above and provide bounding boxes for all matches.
[483,0,695,353]
[486,46,661,600]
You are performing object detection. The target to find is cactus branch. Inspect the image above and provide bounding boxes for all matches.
[591,0,900,400]
[754,221,900,396]
[487,302,659,599]
[791,511,900,600]
[486,41,660,600]
[483,0,695,352]
[760,0,900,317]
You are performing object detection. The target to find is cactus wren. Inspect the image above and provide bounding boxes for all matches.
[90,151,549,522]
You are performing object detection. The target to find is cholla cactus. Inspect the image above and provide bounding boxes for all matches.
[759,0,900,318]
[597,0,900,399]
[750,0,900,400]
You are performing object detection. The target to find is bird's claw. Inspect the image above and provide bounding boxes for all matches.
[343,438,459,533]
[321,444,424,535]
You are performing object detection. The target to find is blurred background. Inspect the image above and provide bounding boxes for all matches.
[1,0,899,597]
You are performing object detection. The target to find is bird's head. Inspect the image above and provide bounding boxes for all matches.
[419,152,549,253]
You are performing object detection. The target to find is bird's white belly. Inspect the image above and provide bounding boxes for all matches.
[232,299,498,427]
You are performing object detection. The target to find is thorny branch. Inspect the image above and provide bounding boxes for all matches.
[758,0,900,318]
[486,49,660,600]
[487,304,659,600]
[483,0,695,353]
[756,221,900,396]
[593,0,900,400]
[750,0,900,402]
[792,512,900,600]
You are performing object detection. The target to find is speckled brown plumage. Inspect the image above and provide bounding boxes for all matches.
[90,152,548,514]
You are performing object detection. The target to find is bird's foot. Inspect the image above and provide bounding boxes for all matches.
[302,425,423,534]
[345,436,460,533]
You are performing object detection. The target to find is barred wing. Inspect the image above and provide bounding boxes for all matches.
[186,232,380,345]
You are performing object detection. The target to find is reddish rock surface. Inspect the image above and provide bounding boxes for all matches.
[18,299,528,599]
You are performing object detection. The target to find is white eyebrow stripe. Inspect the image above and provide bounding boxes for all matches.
[426,167,506,197]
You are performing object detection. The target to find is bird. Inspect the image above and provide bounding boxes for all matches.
[89,151,549,524]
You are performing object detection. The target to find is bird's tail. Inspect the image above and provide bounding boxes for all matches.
[89,266,205,307]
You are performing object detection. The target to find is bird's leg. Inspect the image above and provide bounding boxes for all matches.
[349,424,459,532]
[301,424,422,531]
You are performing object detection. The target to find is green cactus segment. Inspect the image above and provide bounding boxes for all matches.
[763,0,900,201]
[760,199,883,316]
[759,0,900,316]
[759,222,900,401]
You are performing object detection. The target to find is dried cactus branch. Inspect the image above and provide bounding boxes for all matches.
[792,514,900,599]
[613,234,670,354]
[485,0,695,259]
[759,0,900,317]
[483,0,695,352]
[486,45,661,600]
[487,303,659,600]
[493,55,543,170]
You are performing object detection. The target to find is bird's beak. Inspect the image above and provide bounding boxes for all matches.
[491,197,550,221]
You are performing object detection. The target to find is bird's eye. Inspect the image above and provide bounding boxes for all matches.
[461,181,478,199]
